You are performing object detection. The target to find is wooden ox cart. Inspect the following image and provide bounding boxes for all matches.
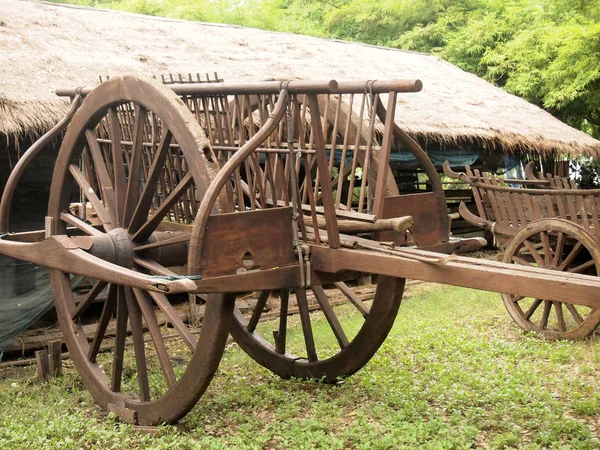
[444,162,600,340]
[0,76,599,426]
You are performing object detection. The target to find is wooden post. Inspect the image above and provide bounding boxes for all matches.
[48,340,62,377]
[35,349,49,384]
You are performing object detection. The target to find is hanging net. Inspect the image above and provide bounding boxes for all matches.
[0,255,54,362]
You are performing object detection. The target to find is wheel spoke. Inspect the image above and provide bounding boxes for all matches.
[111,286,128,392]
[108,108,127,226]
[296,288,318,362]
[512,255,535,267]
[133,257,179,277]
[132,172,194,242]
[133,233,190,252]
[311,285,349,350]
[128,130,172,233]
[247,290,270,333]
[133,288,177,388]
[554,302,566,332]
[565,303,584,324]
[124,288,151,401]
[148,291,197,353]
[539,300,552,330]
[69,164,112,229]
[551,231,565,268]
[522,239,546,267]
[524,298,543,320]
[334,281,369,318]
[567,259,595,274]
[60,212,103,236]
[123,105,147,227]
[275,288,289,354]
[82,148,98,196]
[558,242,583,271]
[72,280,107,320]
[87,284,116,363]
[540,231,552,265]
[85,129,118,224]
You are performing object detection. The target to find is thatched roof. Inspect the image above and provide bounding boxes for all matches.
[1,0,599,156]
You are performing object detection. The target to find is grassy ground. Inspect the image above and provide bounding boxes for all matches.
[1,283,599,449]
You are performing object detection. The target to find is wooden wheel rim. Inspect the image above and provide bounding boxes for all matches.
[501,218,600,340]
[47,75,231,425]
[230,276,404,381]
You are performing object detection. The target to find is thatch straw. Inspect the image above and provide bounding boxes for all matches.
[1,0,599,156]
[0,98,69,141]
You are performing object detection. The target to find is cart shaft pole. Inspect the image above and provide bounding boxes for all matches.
[311,246,600,309]
[0,236,195,294]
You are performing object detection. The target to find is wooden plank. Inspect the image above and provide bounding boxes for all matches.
[379,193,442,246]
[589,195,600,240]
[513,192,528,227]
[465,166,487,221]
[565,193,579,225]
[48,340,62,377]
[485,173,510,226]
[199,207,296,278]
[372,91,397,217]
[497,178,519,229]
[307,94,341,248]
[35,349,49,384]
[311,246,600,309]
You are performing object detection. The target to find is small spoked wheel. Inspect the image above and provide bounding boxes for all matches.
[501,218,600,340]
[230,275,404,381]
[48,76,231,425]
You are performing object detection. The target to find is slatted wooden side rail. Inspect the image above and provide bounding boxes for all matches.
[177,90,390,219]
[150,88,401,251]
[460,166,578,224]
[450,165,600,243]
[524,161,578,189]
[83,79,417,252]
[90,90,379,246]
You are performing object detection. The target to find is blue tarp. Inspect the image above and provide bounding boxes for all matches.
[391,148,480,167]
[326,148,480,168]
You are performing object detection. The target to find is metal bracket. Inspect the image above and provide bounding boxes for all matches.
[294,244,311,287]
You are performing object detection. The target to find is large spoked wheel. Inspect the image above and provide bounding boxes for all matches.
[501,218,600,340]
[230,276,404,381]
[48,76,232,425]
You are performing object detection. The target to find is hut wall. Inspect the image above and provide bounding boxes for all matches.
[0,134,58,232]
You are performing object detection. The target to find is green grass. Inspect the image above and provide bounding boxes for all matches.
[1,283,600,449]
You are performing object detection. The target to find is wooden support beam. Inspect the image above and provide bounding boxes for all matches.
[48,340,62,377]
[35,349,49,384]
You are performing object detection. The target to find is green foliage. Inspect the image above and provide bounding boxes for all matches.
[571,158,600,189]
[390,0,600,137]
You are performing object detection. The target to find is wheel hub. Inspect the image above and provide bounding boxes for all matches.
[107,228,134,269]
